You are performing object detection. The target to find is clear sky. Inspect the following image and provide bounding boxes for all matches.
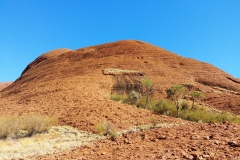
[0,1,240,82]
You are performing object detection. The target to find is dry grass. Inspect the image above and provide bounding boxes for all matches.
[95,122,117,139]
[0,126,104,159]
[0,114,57,139]
[150,117,159,127]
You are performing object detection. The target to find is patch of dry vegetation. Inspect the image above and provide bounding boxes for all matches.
[0,114,57,139]
[0,126,104,159]
[0,122,179,159]
[95,122,117,140]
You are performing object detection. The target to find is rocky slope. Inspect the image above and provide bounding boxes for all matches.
[0,40,240,159]
[34,122,240,160]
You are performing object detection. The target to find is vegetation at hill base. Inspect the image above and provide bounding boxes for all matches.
[95,121,117,140]
[166,84,186,118]
[111,78,240,124]
[0,114,57,139]
[141,78,153,109]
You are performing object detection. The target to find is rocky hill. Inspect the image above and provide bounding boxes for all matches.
[1,40,239,114]
[0,40,240,159]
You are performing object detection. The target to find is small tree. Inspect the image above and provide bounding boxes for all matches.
[141,78,153,109]
[189,91,205,109]
[166,84,186,117]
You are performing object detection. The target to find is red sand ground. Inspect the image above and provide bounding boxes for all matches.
[0,40,240,159]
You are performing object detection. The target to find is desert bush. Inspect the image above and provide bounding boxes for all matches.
[0,116,18,139]
[180,99,191,110]
[188,91,205,109]
[210,112,240,124]
[150,117,158,127]
[180,109,240,124]
[166,84,186,117]
[135,96,147,108]
[141,78,153,108]
[180,109,210,122]
[150,99,176,116]
[21,115,57,136]
[110,93,129,103]
[147,99,159,110]
[94,122,106,135]
[0,115,57,139]
[95,121,117,138]
[110,92,240,124]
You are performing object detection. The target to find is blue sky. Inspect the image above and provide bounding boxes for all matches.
[0,1,239,82]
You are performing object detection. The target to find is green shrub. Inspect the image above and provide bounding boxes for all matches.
[180,109,209,122]
[189,91,205,109]
[110,94,129,103]
[141,78,153,108]
[166,84,186,117]
[150,99,176,116]
[180,109,240,124]
[210,112,240,124]
[0,115,57,139]
[180,99,191,110]
[110,92,240,124]
[135,96,147,108]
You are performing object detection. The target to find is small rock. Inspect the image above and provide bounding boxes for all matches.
[214,140,220,145]
[140,133,146,140]
[228,141,240,147]
[203,154,210,158]
[157,135,166,140]
[209,152,215,157]
[188,155,194,160]
[152,139,158,142]
[191,147,198,151]
[191,152,199,159]
[204,136,210,140]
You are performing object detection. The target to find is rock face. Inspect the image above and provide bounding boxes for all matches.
[111,75,143,94]
[102,68,145,94]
